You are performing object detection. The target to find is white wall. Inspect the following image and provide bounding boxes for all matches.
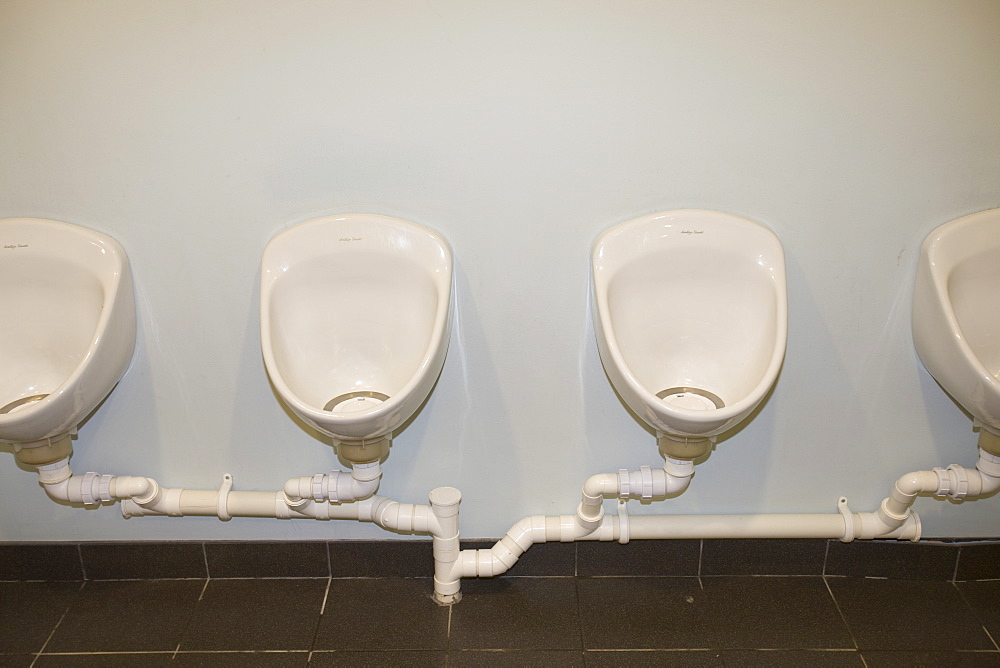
[2,0,999,541]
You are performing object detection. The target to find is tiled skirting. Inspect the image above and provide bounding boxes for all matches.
[1,539,998,666]
[2,538,999,581]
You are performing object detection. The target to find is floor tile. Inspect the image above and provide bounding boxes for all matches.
[449,578,581,650]
[179,578,327,651]
[0,655,33,668]
[45,580,204,653]
[449,649,584,666]
[308,650,447,666]
[0,544,83,581]
[826,578,994,650]
[956,580,1000,640]
[205,541,328,578]
[956,543,1000,580]
[327,541,434,578]
[577,539,700,576]
[584,649,724,666]
[312,578,448,650]
[701,539,826,576]
[824,541,957,580]
[32,654,173,667]
[80,542,207,580]
[861,650,1000,666]
[0,581,81,653]
[578,576,853,650]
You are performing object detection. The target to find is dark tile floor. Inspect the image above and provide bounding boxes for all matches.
[1,539,998,666]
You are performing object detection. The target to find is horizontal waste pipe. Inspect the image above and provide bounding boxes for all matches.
[24,442,1000,605]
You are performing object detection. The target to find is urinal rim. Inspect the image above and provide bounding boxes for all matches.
[591,209,788,430]
[914,209,1000,419]
[259,213,454,440]
[0,217,134,441]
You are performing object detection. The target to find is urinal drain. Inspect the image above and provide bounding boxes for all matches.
[323,391,390,413]
[0,394,49,415]
[656,387,725,411]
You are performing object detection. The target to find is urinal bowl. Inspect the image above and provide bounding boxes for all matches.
[912,208,1000,450]
[0,219,136,451]
[260,214,453,455]
[592,210,787,456]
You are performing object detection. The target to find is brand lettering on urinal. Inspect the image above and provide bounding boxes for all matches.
[338,237,363,242]
[680,230,704,235]
[2,243,29,249]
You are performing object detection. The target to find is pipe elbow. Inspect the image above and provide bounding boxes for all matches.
[112,476,157,502]
[976,450,1000,496]
[43,479,71,502]
[894,470,936,497]
[663,457,695,495]
[348,475,381,501]
[283,476,311,502]
[582,473,617,501]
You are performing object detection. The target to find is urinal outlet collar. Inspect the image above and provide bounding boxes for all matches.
[336,437,391,465]
[12,434,74,467]
[978,428,1000,457]
[657,433,714,460]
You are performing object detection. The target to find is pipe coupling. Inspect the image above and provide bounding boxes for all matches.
[934,465,970,500]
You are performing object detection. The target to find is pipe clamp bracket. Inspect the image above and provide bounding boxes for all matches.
[838,497,855,542]
[617,499,629,545]
[217,474,233,521]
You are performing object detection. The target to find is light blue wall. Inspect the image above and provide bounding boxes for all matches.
[2,0,999,540]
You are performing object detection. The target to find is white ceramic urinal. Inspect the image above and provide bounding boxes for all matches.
[0,219,136,446]
[260,214,453,454]
[592,210,787,456]
[912,208,1000,442]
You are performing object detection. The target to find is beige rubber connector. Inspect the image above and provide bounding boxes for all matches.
[13,434,74,467]
[658,434,713,460]
[336,437,391,464]
[978,428,1000,457]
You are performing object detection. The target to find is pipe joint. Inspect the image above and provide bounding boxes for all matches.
[934,465,970,500]
[36,459,72,485]
[976,450,1000,493]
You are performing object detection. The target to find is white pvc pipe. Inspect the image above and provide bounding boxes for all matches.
[29,444,1000,606]
[625,513,852,540]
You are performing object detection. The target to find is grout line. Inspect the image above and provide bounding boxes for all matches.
[201,541,210,579]
[952,546,962,582]
[172,577,211,660]
[28,580,85,668]
[197,577,210,602]
[306,577,332,661]
[76,544,87,581]
[317,577,332,617]
[446,597,453,645]
[822,575,859,651]
[822,538,831,576]
[697,538,703,578]
[951,580,1000,651]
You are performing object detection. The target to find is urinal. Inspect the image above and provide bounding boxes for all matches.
[0,218,136,454]
[912,208,1000,452]
[591,210,787,458]
[260,214,453,460]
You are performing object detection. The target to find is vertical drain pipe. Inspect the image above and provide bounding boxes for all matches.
[429,487,463,604]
